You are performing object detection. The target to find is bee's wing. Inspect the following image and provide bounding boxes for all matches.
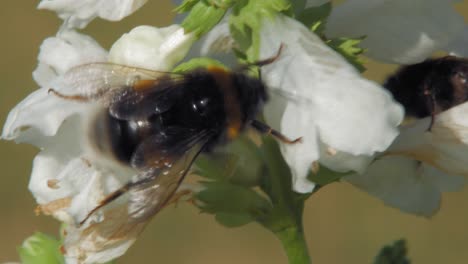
[71,129,214,256]
[52,62,183,102]
[127,127,214,220]
[108,78,185,120]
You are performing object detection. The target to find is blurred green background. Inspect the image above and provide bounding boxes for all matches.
[2,1,468,263]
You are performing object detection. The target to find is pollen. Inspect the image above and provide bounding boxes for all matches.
[326,147,337,156]
[311,161,320,174]
[47,179,60,189]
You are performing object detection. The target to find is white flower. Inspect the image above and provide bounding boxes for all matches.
[2,25,194,263]
[259,14,404,193]
[347,104,468,216]
[326,0,465,64]
[2,30,107,144]
[109,25,196,70]
[38,0,148,29]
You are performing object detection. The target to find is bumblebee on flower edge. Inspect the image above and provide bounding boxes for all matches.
[47,45,301,230]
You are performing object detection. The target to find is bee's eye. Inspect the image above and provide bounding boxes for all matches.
[192,97,210,115]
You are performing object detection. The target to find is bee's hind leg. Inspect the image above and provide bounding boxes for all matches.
[48,88,105,102]
[250,119,302,144]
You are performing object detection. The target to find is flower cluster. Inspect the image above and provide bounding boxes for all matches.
[4,0,468,263]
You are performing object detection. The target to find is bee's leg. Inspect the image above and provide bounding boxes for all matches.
[423,84,437,132]
[48,88,105,102]
[236,44,285,72]
[166,189,195,207]
[78,182,132,226]
[78,175,156,226]
[250,119,302,144]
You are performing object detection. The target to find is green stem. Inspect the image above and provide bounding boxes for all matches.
[274,225,311,264]
[258,138,312,264]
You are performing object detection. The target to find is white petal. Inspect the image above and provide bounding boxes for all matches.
[346,156,464,216]
[2,30,106,144]
[326,0,465,64]
[108,25,195,71]
[38,0,148,29]
[27,115,126,220]
[33,30,108,87]
[1,88,85,144]
[260,15,403,193]
[389,102,468,178]
[28,115,94,221]
[27,114,138,263]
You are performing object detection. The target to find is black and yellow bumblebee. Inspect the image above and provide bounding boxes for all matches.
[49,47,300,228]
[384,56,468,129]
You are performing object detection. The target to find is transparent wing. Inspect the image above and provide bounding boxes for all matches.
[51,62,183,101]
[127,127,213,219]
[71,129,214,258]
[108,79,185,120]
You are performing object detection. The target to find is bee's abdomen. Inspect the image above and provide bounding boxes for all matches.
[90,110,157,164]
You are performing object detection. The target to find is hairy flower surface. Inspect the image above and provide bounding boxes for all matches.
[347,104,468,216]
[38,0,148,28]
[2,25,194,263]
[259,15,404,193]
[326,0,465,64]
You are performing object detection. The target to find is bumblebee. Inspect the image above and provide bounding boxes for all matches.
[49,47,300,227]
[384,56,468,129]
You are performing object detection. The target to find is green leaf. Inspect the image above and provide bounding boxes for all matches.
[327,36,367,72]
[229,0,291,61]
[196,181,272,227]
[178,0,230,38]
[173,57,227,72]
[374,239,411,264]
[18,232,64,264]
[308,164,350,187]
[297,2,332,35]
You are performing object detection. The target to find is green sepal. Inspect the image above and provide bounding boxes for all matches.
[297,2,332,35]
[257,137,313,263]
[196,181,272,227]
[374,239,411,264]
[173,57,227,72]
[257,137,309,231]
[289,0,307,16]
[18,232,65,264]
[327,36,367,72]
[229,0,291,62]
[178,0,230,38]
[194,136,264,187]
[174,0,199,13]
